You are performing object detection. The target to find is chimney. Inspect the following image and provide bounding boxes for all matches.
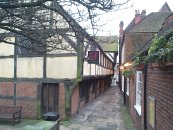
[135,10,141,24]
[119,21,124,37]
[141,10,146,19]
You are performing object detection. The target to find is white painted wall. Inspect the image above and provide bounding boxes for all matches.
[0,58,14,78]
[90,64,96,75]
[83,60,113,76]
[0,37,15,56]
[17,57,43,78]
[47,56,77,79]
[83,61,90,75]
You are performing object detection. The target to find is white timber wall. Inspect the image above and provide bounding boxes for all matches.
[0,58,14,78]
[17,57,43,78]
[0,38,15,78]
[0,43,14,56]
[47,56,77,79]
[83,60,113,76]
[83,46,113,76]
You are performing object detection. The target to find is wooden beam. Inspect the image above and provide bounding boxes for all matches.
[61,35,77,51]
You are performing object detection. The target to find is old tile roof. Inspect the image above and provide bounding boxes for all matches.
[132,14,173,56]
[127,12,172,33]
[159,2,171,12]
[95,36,118,52]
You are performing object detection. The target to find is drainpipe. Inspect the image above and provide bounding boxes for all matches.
[124,78,127,104]
[118,42,122,92]
[143,63,148,130]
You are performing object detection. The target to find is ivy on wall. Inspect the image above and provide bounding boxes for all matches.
[133,33,173,68]
[146,34,173,63]
[122,69,134,78]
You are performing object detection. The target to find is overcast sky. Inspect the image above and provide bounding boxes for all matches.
[96,0,173,36]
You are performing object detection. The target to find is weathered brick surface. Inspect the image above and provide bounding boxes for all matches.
[71,77,112,116]
[0,77,112,120]
[0,82,38,119]
[122,33,153,63]
[146,67,173,130]
[126,74,143,130]
[17,101,37,119]
[0,99,13,106]
[71,85,79,115]
[0,82,14,96]
[16,82,37,97]
[16,82,38,119]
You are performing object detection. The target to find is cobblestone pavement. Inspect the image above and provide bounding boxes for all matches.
[60,86,136,130]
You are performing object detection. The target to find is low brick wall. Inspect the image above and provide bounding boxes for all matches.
[71,76,112,116]
[0,82,38,119]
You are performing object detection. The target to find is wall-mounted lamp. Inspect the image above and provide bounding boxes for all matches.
[120,62,132,71]
[124,62,132,67]
[120,66,125,70]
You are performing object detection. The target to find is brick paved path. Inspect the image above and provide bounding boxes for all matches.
[60,86,135,130]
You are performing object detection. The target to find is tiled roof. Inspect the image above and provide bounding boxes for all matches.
[95,36,118,52]
[159,2,171,12]
[127,12,172,33]
[133,15,173,56]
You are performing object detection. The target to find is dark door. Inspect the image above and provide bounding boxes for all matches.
[41,83,59,114]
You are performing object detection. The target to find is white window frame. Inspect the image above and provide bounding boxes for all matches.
[122,75,124,92]
[134,71,142,115]
[126,78,129,96]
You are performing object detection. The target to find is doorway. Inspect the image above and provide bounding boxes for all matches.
[41,83,59,115]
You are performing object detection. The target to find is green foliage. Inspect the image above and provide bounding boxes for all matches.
[146,34,173,63]
[122,69,134,77]
[133,55,146,67]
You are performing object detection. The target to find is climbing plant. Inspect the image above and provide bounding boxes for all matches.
[122,69,134,78]
[146,34,173,63]
[132,54,146,67]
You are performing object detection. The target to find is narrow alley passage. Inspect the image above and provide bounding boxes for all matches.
[60,86,135,130]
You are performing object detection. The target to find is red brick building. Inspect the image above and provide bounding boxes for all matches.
[119,3,173,130]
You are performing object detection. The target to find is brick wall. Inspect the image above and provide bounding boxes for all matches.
[16,82,38,119]
[71,85,79,115]
[89,82,95,102]
[0,82,14,98]
[127,74,143,130]
[71,77,112,116]
[96,81,100,97]
[0,82,38,119]
[123,33,153,63]
[147,66,173,130]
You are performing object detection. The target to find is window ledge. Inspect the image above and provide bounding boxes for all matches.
[134,105,141,116]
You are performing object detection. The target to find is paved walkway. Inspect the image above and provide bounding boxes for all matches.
[60,86,135,130]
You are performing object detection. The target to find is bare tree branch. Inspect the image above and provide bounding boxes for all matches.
[0,0,130,53]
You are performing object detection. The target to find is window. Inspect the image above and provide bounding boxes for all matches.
[134,71,142,115]
[126,78,129,96]
[122,75,124,92]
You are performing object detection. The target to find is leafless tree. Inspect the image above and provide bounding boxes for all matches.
[0,0,130,53]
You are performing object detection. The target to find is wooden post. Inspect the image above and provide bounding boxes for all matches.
[13,43,17,105]
[76,34,84,82]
